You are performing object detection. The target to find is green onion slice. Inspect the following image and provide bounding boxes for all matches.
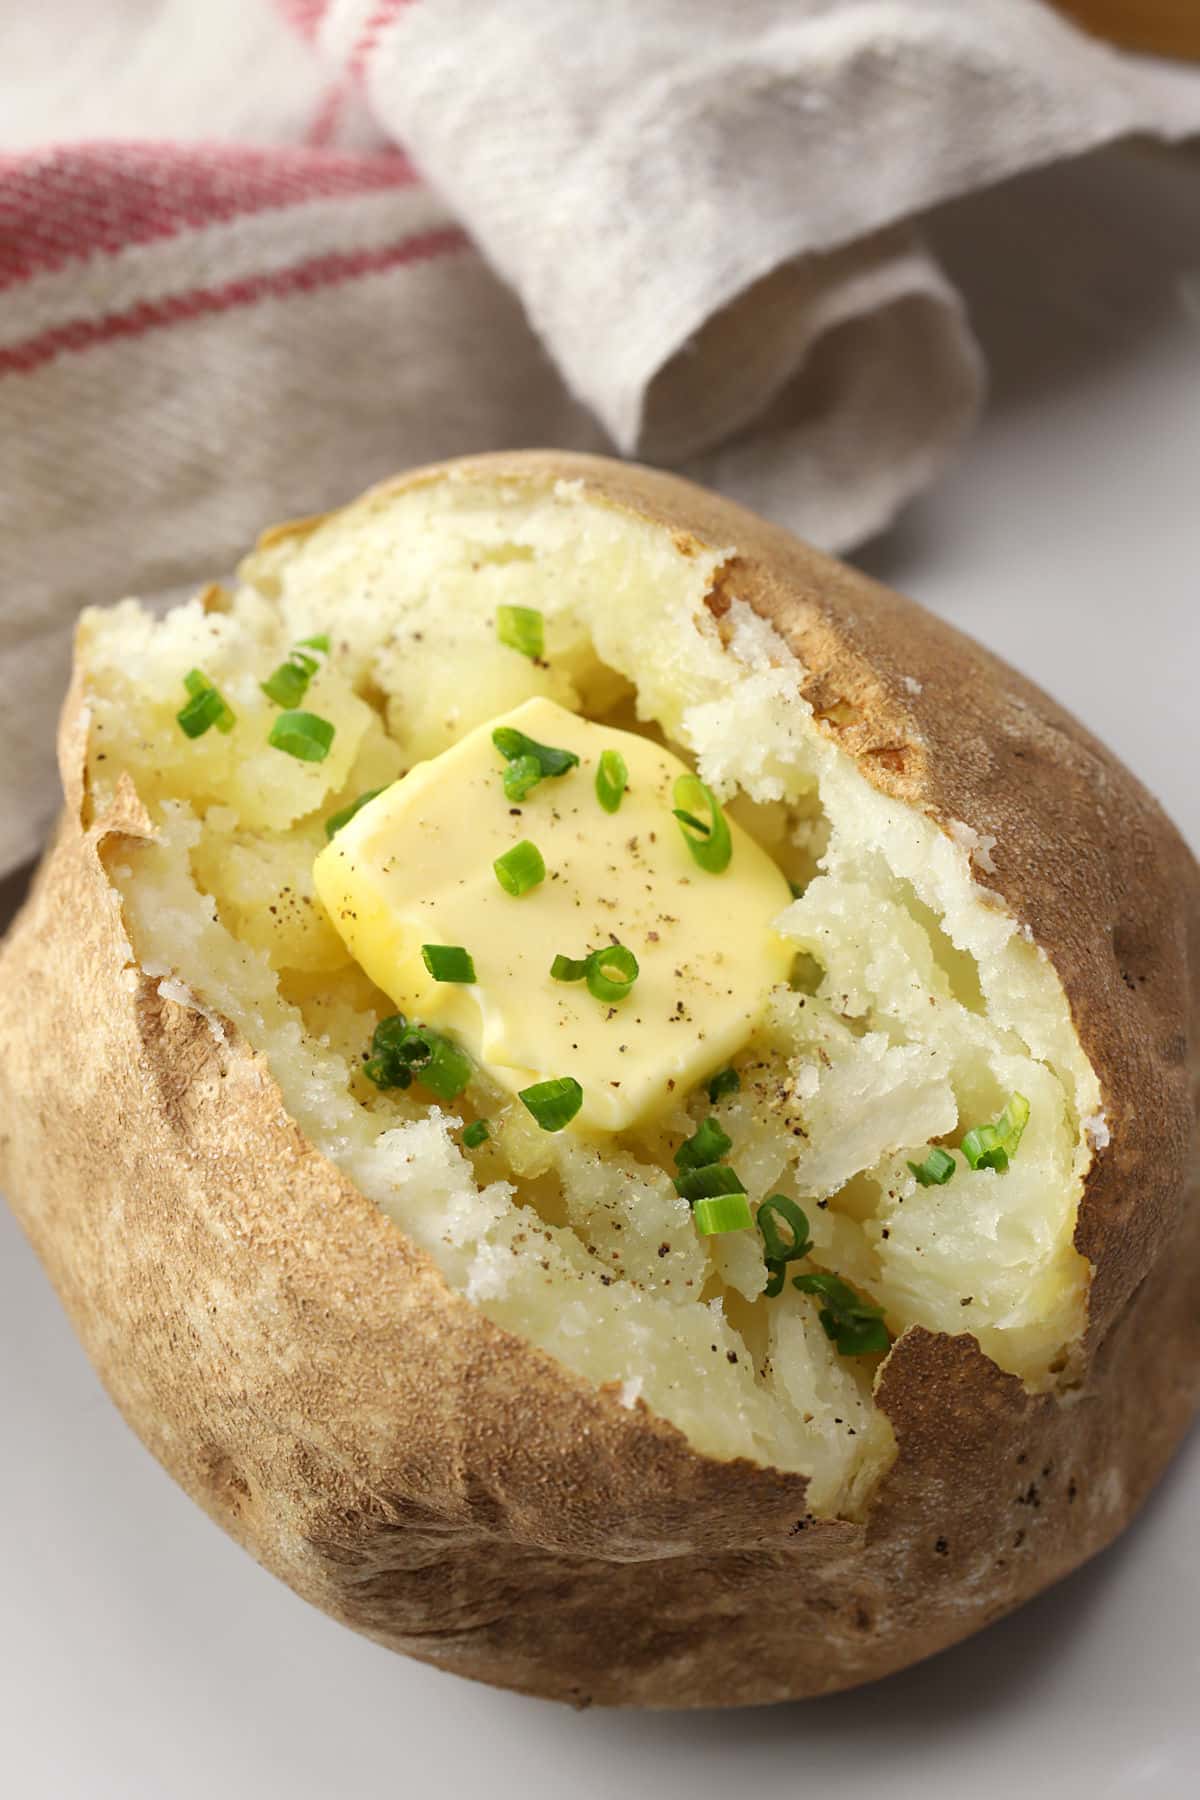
[261,660,309,709]
[492,726,580,802]
[550,943,639,1003]
[585,944,638,1002]
[496,605,544,660]
[908,1147,956,1186]
[462,1119,489,1149]
[673,1163,746,1203]
[421,944,477,984]
[363,1012,414,1091]
[519,1076,583,1132]
[501,754,543,803]
[706,1066,740,1104]
[961,1092,1031,1172]
[361,1013,472,1101]
[399,1027,472,1101]
[261,634,329,709]
[267,709,335,762]
[757,1195,813,1267]
[793,1272,891,1357]
[673,1116,732,1175]
[176,669,235,739]
[551,952,592,983]
[694,1192,754,1237]
[493,839,546,897]
[672,775,732,874]
[595,749,628,814]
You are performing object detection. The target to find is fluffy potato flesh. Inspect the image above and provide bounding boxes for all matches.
[79,477,1103,1518]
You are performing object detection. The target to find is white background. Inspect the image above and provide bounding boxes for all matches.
[1,141,1198,1798]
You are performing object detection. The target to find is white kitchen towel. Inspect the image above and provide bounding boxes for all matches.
[1,0,1198,877]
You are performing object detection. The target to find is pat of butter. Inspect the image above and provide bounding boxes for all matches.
[313,697,793,1132]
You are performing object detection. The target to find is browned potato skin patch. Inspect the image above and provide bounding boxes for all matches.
[1,451,1197,1708]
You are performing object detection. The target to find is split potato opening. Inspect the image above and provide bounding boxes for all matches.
[80,472,1102,1517]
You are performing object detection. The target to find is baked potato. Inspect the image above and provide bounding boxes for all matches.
[1,451,1197,1708]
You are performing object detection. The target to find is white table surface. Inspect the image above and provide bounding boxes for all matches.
[2,141,1198,1799]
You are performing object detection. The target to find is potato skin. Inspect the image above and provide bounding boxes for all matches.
[1,452,1198,1708]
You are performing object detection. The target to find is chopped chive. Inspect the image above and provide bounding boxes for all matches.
[792,1272,890,1357]
[673,1163,746,1203]
[551,943,639,1002]
[673,1116,732,1175]
[585,944,638,1003]
[267,709,335,762]
[595,749,628,814]
[706,1066,740,1104]
[397,1026,472,1100]
[502,754,543,802]
[493,839,545,896]
[961,1125,1007,1171]
[363,1054,408,1090]
[519,1076,583,1132]
[757,1195,813,1267]
[261,634,329,709]
[324,787,386,840]
[496,605,544,660]
[372,1013,413,1056]
[672,775,732,874]
[694,1192,755,1237]
[261,661,309,709]
[961,1092,1031,1172]
[551,952,592,983]
[462,1119,490,1149]
[908,1147,956,1186]
[176,669,235,738]
[362,1013,413,1091]
[492,726,579,802]
[421,944,476,984]
[413,1032,473,1101]
[361,1013,472,1101]
[1001,1092,1031,1140]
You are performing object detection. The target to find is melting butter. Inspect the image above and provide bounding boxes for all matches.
[314,697,793,1132]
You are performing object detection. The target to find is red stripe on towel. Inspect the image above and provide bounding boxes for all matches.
[0,224,468,377]
[0,143,418,289]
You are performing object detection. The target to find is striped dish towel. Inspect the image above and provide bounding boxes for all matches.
[2,0,1198,878]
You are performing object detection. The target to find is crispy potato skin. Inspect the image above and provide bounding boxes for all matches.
[1,452,1198,1707]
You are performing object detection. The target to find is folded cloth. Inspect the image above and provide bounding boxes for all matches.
[1,0,1198,878]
